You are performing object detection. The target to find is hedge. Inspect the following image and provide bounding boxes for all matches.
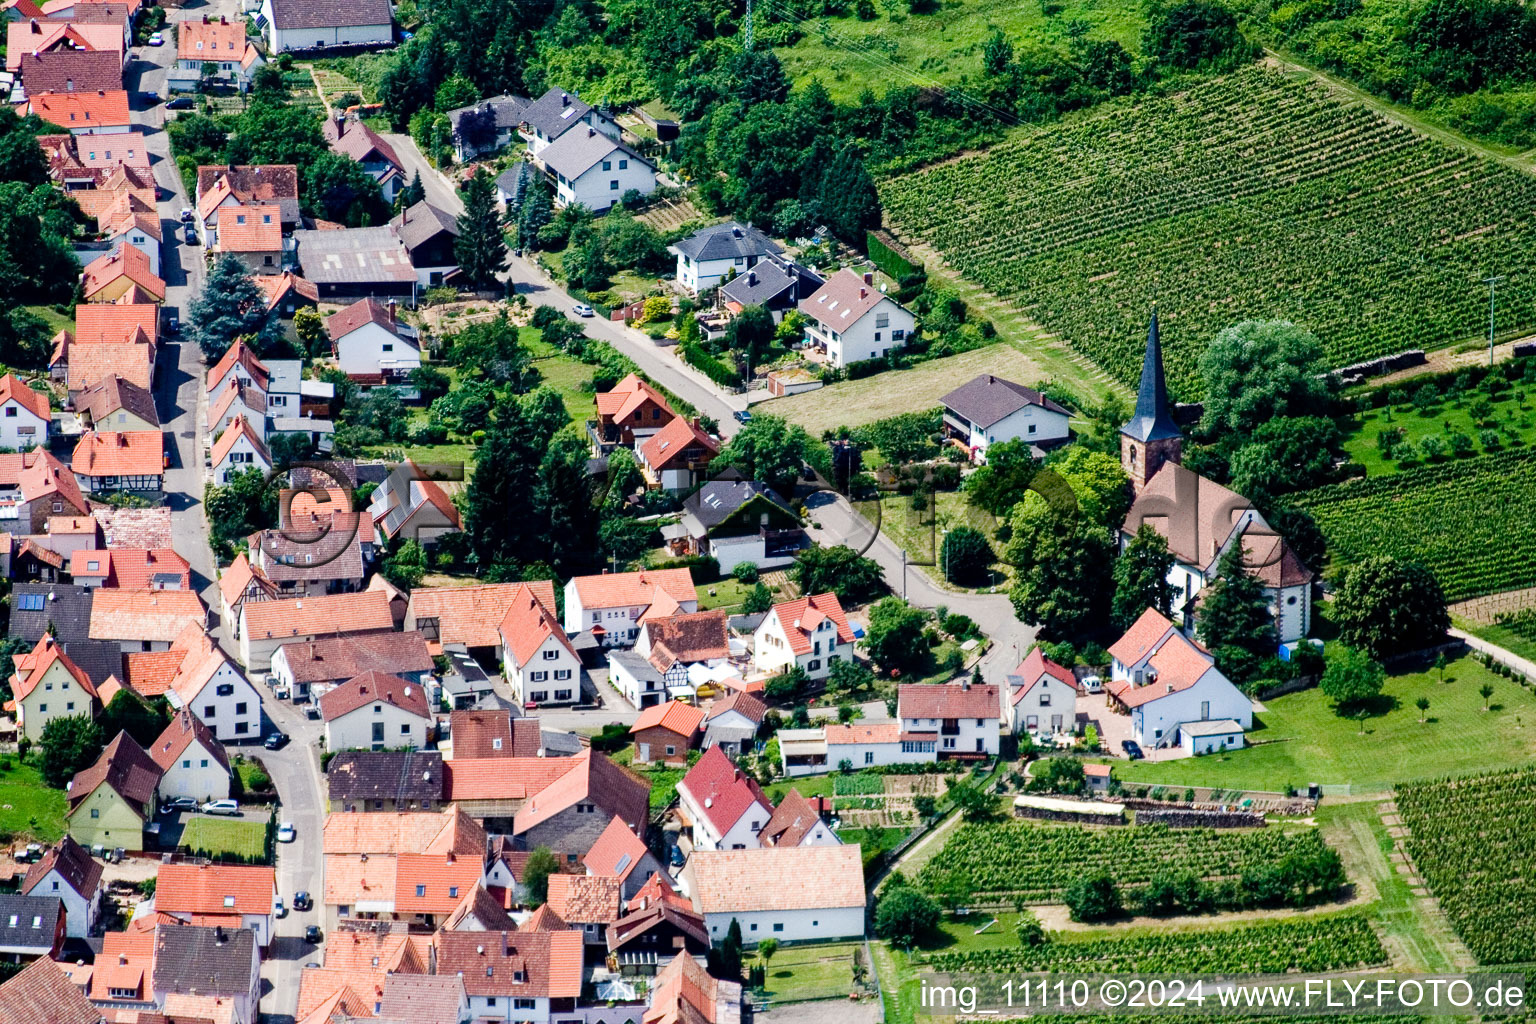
[679,339,740,389]
[866,229,924,283]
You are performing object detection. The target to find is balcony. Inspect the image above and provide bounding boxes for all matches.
[940,718,961,736]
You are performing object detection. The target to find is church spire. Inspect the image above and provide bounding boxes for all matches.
[1121,308,1181,443]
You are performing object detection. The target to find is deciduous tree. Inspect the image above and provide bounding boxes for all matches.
[1331,556,1449,660]
[1112,524,1176,628]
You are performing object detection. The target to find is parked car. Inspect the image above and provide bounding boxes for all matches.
[264,732,289,750]
[733,409,752,423]
[293,891,312,911]
[166,315,180,335]
[166,96,194,110]
[178,207,193,223]
[160,797,197,814]
[138,90,159,103]
[200,799,240,816]
[277,822,295,843]
[1121,739,1144,761]
[274,898,286,919]
[304,704,321,720]
[1079,675,1103,694]
[147,31,163,45]
[304,925,322,944]
[572,303,594,318]
[183,225,197,245]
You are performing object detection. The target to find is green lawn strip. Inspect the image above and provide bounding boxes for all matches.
[871,942,917,1024]
[1108,655,1536,793]
[854,491,1012,592]
[1453,615,1536,665]
[0,762,65,843]
[525,333,600,432]
[764,774,837,804]
[180,817,268,860]
[1342,392,1536,477]
[23,305,73,340]
[758,940,860,1003]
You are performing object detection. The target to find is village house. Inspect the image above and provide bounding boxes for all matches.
[290,224,416,300]
[321,808,484,931]
[38,130,149,191]
[328,298,421,386]
[70,430,163,493]
[238,587,394,671]
[0,376,50,452]
[1007,647,1079,738]
[207,339,269,398]
[751,593,854,682]
[607,885,710,974]
[634,609,731,691]
[0,895,65,963]
[391,200,459,288]
[540,127,656,212]
[683,844,865,944]
[519,86,620,158]
[151,861,276,948]
[545,873,621,946]
[798,269,914,368]
[157,624,263,743]
[593,373,675,447]
[432,929,584,1022]
[1106,607,1254,752]
[259,0,393,52]
[645,949,741,1024]
[673,476,804,571]
[65,731,161,851]
[17,46,122,98]
[512,749,650,857]
[0,452,89,532]
[150,924,261,1024]
[208,418,272,488]
[214,204,285,276]
[407,582,548,663]
[87,587,205,653]
[326,749,444,812]
[701,691,766,756]
[758,788,839,848]
[269,630,433,702]
[564,568,697,648]
[719,252,823,319]
[208,379,266,441]
[80,245,163,303]
[325,115,405,201]
[61,339,154,406]
[941,373,1072,462]
[0,957,102,1023]
[196,165,302,238]
[147,709,231,803]
[257,269,320,333]
[447,94,531,162]
[75,375,158,432]
[498,582,582,708]
[605,650,666,711]
[24,89,132,136]
[69,548,189,590]
[19,836,101,939]
[629,700,705,766]
[898,679,1001,760]
[171,13,261,92]
[246,525,365,599]
[675,746,771,851]
[637,416,718,493]
[9,634,97,744]
[320,670,432,752]
[669,222,781,295]
[584,814,664,901]
[100,202,163,279]
[368,460,463,551]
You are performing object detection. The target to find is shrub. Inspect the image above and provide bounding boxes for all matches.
[1063,871,1121,922]
[875,887,942,949]
[732,562,760,584]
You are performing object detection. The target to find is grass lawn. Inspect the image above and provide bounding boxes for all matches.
[181,817,269,862]
[1455,615,1536,664]
[696,574,797,614]
[853,490,1009,591]
[24,305,73,340]
[1342,389,1536,476]
[757,941,860,1003]
[762,344,1084,436]
[765,774,837,804]
[1109,655,1536,793]
[774,0,1146,104]
[525,335,599,432]
[0,762,65,843]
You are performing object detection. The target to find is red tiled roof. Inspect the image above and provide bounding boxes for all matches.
[763,592,853,656]
[243,588,395,641]
[676,745,769,836]
[897,681,1000,721]
[1012,647,1077,704]
[11,634,95,701]
[432,931,583,1000]
[393,852,484,914]
[75,301,158,346]
[594,372,673,423]
[155,862,275,916]
[1107,607,1178,668]
[215,204,282,253]
[758,788,825,848]
[210,416,270,470]
[1105,629,1219,709]
[148,709,229,774]
[643,610,728,670]
[497,582,577,668]
[704,690,767,727]
[122,649,185,696]
[69,548,189,589]
[644,941,724,1024]
[409,582,554,651]
[255,270,318,311]
[546,873,620,924]
[65,340,152,393]
[319,670,431,722]
[638,415,718,472]
[799,267,899,329]
[27,88,131,133]
[630,699,705,739]
[512,749,650,835]
[826,721,899,745]
[326,297,407,341]
[176,13,243,61]
[71,429,161,477]
[0,374,49,421]
[206,340,268,394]
[568,568,695,612]
[582,815,651,882]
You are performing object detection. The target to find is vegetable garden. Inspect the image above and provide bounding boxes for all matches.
[1395,766,1536,964]
[1292,448,1536,602]
[915,821,1335,902]
[878,67,1536,397]
[922,915,1386,974]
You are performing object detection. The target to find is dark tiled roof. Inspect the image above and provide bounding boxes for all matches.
[1122,310,1181,443]
[671,222,780,263]
[682,479,792,531]
[940,373,1070,428]
[250,526,364,584]
[67,732,162,819]
[0,895,61,952]
[327,750,444,804]
[278,631,434,685]
[9,584,92,644]
[264,0,391,30]
[719,255,821,308]
[391,201,458,252]
[75,375,160,429]
[521,86,593,141]
[539,128,650,181]
[19,50,122,95]
[21,836,102,903]
[150,924,256,998]
[449,94,531,130]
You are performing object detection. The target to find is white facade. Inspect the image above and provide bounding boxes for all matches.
[258,0,393,53]
[676,787,766,852]
[26,870,98,938]
[826,737,929,772]
[1125,673,1253,750]
[673,250,772,295]
[705,532,795,572]
[324,701,431,752]
[465,993,552,1022]
[1180,721,1246,755]
[606,653,663,710]
[108,227,161,279]
[899,712,999,758]
[553,153,656,213]
[212,431,271,484]
[961,404,1071,461]
[563,583,699,648]
[0,398,49,451]
[506,634,582,707]
[701,905,863,945]
[1166,562,1311,645]
[211,392,266,441]
[171,662,264,743]
[751,612,851,681]
[525,109,619,159]
[156,741,232,803]
[1009,675,1078,737]
[334,321,421,378]
[803,296,913,368]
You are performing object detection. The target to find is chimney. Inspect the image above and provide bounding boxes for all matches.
[214,925,224,943]
[387,299,398,324]
[859,287,868,300]
[587,127,594,137]
[560,93,569,106]
[747,271,757,286]
[731,226,742,238]
[961,677,970,691]
[863,271,873,285]
[202,13,208,21]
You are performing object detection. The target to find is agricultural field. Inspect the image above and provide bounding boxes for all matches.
[180,817,269,862]
[915,822,1331,903]
[1343,382,1536,477]
[1396,766,1536,965]
[879,67,1536,398]
[831,773,945,828]
[921,914,1386,974]
[1456,608,1536,664]
[1292,448,1536,602]
[773,0,1146,104]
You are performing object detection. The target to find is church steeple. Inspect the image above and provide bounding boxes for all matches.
[1120,309,1183,492]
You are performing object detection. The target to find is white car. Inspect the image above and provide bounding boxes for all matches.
[572,303,594,318]
[1079,675,1103,694]
[200,799,240,816]
[277,822,296,843]
[147,31,163,45]
[274,898,287,918]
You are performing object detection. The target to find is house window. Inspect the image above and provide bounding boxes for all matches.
[530,691,548,702]
[543,649,559,660]
[38,704,46,713]
[530,671,548,682]
[401,723,411,734]
[3,408,13,419]
[1039,692,1050,707]
[1201,701,1210,719]
[602,160,612,171]
[492,738,502,750]
[619,159,628,169]
[236,721,249,733]
[67,702,74,711]
[416,885,426,897]
[610,180,619,190]
[90,808,99,818]
[554,669,571,681]
[665,745,676,756]
[555,689,571,701]
[182,759,191,769]
[773,923,784,932]
[235,702,248,715]
[201,759,209,768]
[864,751,874,764]
[514,998,536,1010]
[808,660,821,671]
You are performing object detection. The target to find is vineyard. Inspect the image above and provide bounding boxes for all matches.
[1292,448,1536,602]
[914,821,1333,902]
[922,915,1386,974]
[878,66,1536,397]
[1395,767,1536,964]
